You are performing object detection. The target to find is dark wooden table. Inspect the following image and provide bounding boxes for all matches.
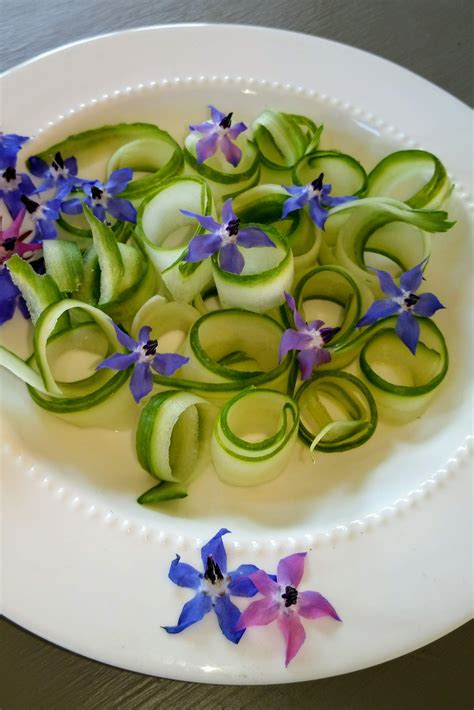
[1,2,472,708]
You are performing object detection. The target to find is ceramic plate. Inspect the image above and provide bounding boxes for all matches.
[1,24,472,684]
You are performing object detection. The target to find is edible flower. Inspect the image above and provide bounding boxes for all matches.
[0,133,29,170]
[279,292,340,380]
[61,168,137,224]
[163,528,260,644]
[0,210,39,324]
[356,259,445,354]
[236,552,341,666]
[189,105,247,167]
[96,323,189,403]
[20,193,64,241]
[281,172,357,230]
[181,198,275,275]
[28,151,83,194]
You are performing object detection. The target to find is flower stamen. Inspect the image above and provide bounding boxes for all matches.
[281,585,299,607]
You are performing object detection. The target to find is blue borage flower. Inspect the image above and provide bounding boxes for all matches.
[189,105,247,167]
[281,172,357,230]
[20,192,66,241]
[279,292,340,380]
[96,323,189,403]
[357,259,445,354]
[29,151,84,194]
[62,167,137,224]
[163,528,261,644]
[181,197,275,275]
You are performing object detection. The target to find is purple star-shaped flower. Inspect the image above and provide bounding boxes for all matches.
[189,105,247,167]
[0,133,29,170]
[181,198,275,275]
[163,528,260,644]
[61,167,137,224]
[357,259,445,354]
[279,292,340,380]
[281,172,357,230]
[0,210,40,325]
[236,552,341,666]
[28,150,83,195]
[96,323,189,404]
[20,193,64,241]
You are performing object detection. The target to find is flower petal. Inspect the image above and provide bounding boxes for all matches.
[357,298,400,327]
[279,329,313,361]
[92,204,106,222]
[214,594,245,644]
[64,156,78,175]
[396,310,420,355]
[189,120,215,134]
[220,135,242,167]
[129,361,153,403]
[137,325,152,345]
[35,219,57,241]
[163,591,212,634]
[228,564,259,597]
[113,323,137,351]
[248,569,279,596]
[227,121,247,140]
[281,195,304,219]
[285,291,309,330]
[236,597,280,630]
[219,243,245,274]
[106,197,137,223]
[106,167,133,195]
[373,268,403,298]
[27,156,50,178]
[61,198,84,215]
[309,198,329,230]
[1,208,27,240]
[209,105,227,124]
[152,353,189,376]
[399,258,428,292]
[278,611,306,666]
[221,198,237,225]
[0,295,16,325]
[3,191,25,219]
[168,554,201,590]
[0,134,29,169]
[96,352,137,371]
[297,349,322,380]
[195,133,219,164]
[413,292,445,317]
[180,209,221,233]
[200,528,230,574]
[237,227,275,248]
[277,552,307,587]
[185,233,223,262]
[322,194,358,208]
[298,591,341,620]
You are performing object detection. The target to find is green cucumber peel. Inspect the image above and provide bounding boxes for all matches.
[43,240,84,293]
[6,254,63,324]
[137,481,188,504]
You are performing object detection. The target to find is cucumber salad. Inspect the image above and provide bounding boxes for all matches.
[0,106,454,504]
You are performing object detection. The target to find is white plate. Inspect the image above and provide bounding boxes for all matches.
[1,24,472,684]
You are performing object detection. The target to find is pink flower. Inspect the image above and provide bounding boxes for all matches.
[236,552,341,666]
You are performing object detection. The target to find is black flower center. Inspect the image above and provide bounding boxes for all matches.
[219,112,233,130]
[281,585,298,607]
[142,339,158,357]
[204,555,224,584]
[91,185,104,200]
[226,218,240,237]
[3,166,16,182]
[52,151,65,171]
[321,326,341,344]
[2,237,16,252]
[20,194,40,214]
[404,293,420,308]
[311,172,324,192]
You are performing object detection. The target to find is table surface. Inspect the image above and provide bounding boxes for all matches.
[1,1,472,708]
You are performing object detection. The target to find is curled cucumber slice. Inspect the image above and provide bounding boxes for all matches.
[211,388,299,486]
